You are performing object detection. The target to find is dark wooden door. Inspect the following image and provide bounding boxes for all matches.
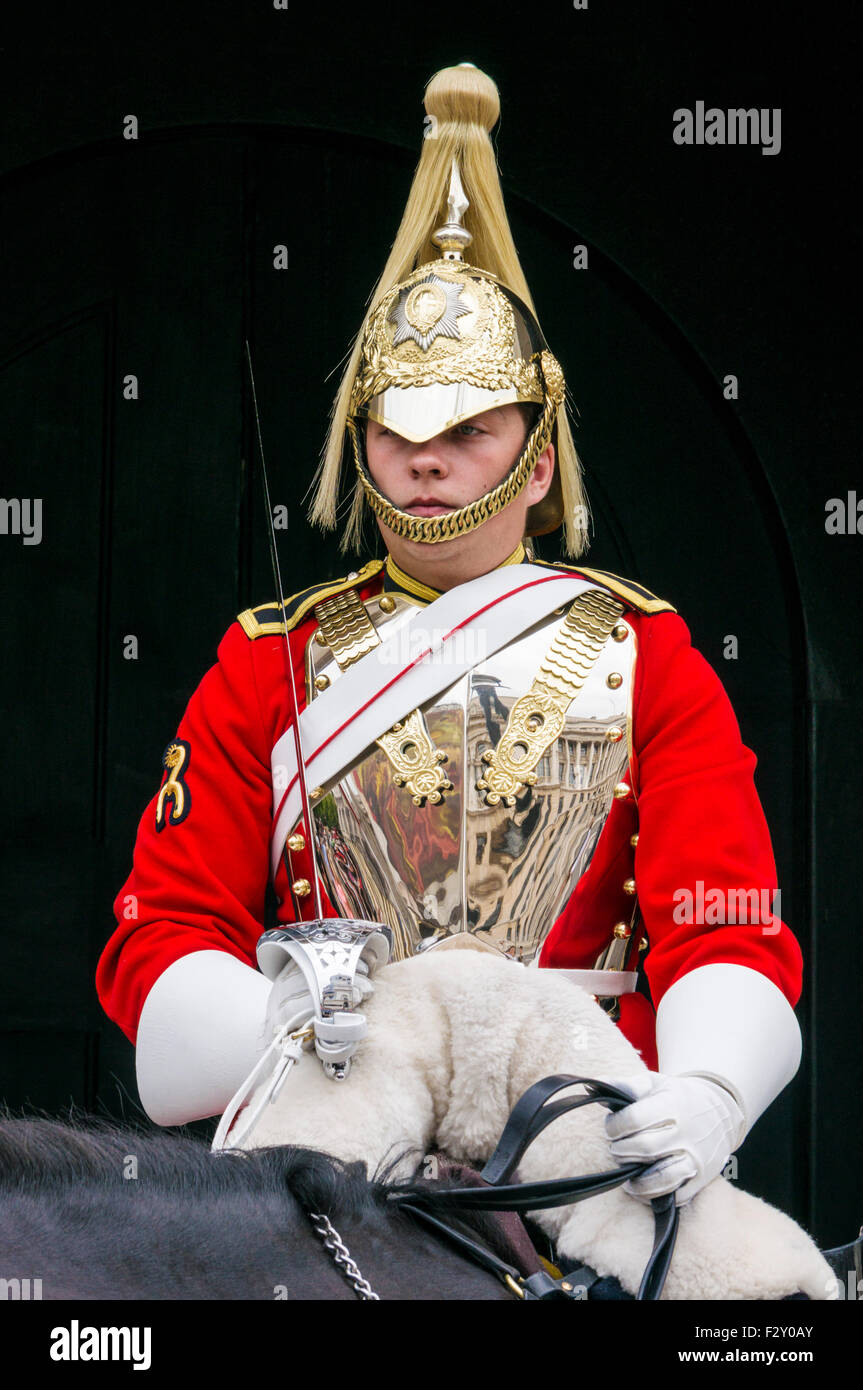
[0,5,858,1250]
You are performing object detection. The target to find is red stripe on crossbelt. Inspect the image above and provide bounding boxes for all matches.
[318,573,568,757]
[273,773,298,827]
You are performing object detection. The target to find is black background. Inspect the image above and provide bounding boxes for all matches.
[0,0,859,1253]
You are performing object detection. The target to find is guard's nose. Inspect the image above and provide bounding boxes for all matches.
[407,440,450,478]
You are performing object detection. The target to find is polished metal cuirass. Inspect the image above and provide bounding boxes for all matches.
[303,590,635,964]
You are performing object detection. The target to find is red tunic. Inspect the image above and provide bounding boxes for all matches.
[96,564,802,1070]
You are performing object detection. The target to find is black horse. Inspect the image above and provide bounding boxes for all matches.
[1,1104,858,1302]
[0,1114,568,1301]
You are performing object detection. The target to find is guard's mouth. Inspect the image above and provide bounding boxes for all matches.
[405,498,454,515]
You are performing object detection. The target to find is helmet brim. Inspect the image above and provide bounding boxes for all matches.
[365,382,542,443]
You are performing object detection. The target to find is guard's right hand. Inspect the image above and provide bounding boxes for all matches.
[258,960,315,1056]
[259,956,373,1057]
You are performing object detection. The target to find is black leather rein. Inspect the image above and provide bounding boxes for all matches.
[388,1075,680,1302]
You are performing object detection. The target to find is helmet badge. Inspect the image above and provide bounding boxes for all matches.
[390,274,470,352]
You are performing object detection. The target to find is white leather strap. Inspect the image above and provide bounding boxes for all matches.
[548,968,638,996]
[530,953,638,995]
[211,1020,310,1153]
[135,951,269,1126]
[270,565,597,873]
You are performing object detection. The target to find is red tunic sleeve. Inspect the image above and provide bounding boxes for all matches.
[630,611,802,1003]
[541,608,803,1063]
[96,619,300,1043]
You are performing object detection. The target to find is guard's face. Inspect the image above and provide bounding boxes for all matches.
[364,402,555,584]
[365,403,535,517]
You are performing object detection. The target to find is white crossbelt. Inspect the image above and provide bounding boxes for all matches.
[269,564,599,874]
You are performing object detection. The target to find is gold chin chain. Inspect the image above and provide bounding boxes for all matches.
[349,351,564,545]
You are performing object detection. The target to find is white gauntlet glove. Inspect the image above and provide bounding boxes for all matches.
[260,956,372,1057]
[256,923,389,1078]
[603,963,802,1206]
[210,947,378,1151]
[605,1072,744,1204]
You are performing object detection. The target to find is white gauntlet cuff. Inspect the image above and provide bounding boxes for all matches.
[136,950,270,1126]
[656,962,802,1141]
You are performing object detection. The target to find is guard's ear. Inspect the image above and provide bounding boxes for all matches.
[526,430,562,536]
[526,444,556,508]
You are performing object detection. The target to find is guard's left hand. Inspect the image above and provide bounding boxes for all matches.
[603,1072,745,1206]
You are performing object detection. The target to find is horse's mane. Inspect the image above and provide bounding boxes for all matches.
[0,1110,386,1221]
[0,1110,522,1267]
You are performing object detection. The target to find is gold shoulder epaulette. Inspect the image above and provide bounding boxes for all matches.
[533,559,676,615]
[236,559,385,639]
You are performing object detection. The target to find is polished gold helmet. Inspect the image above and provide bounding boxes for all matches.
[310,63,588,556]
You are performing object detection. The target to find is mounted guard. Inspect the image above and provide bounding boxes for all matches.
[98,63,806,1232]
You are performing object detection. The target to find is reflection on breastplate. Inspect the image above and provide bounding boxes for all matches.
[305,589,635,964]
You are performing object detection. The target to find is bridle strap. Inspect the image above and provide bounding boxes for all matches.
[639,1192,678,1302]
[396,1199,595,1300]
[396,1163,647,1213]
[395,1200,529,1296]
[482,1073,638,1183]
[389,1074,680,1301]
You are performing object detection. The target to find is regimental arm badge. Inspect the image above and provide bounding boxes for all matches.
[155,740,191,831]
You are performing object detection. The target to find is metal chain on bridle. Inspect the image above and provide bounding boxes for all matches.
[308,1211,380,1300]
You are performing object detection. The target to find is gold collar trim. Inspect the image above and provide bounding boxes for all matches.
[383,542,527,602]
[383,556,440,602]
